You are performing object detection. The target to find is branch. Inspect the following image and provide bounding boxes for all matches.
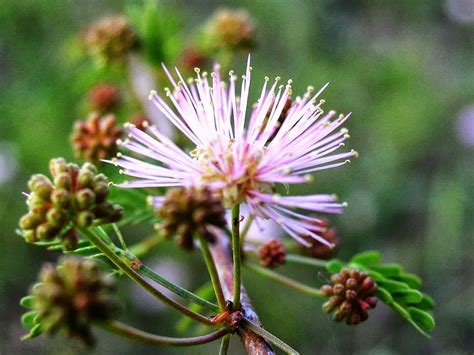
[210,232,275,355]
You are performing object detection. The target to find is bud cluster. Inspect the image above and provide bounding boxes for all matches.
[19,158,123,248]
[83,15,137,65]
[89,84,120,113]
[321,268,378,325]
[157,187,227,250]
[205,9,256,52]
[29,257,119,346]
[301,218,339,259]
[71,112,123,163]
[258,239,286,268]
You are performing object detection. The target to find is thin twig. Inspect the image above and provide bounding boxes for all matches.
[102,320,229,346]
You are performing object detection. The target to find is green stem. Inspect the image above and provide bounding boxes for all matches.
[244,262,324,298]
[240,215,254,243]
[102,320,229,346]
[285,254,328,268]
[139,265,219,312]
[219,334,231,354]
[242,319,299,354]
[112,223,128,251]
[198,234,227,310]
[79,228,214,326]
[231,204,241,310]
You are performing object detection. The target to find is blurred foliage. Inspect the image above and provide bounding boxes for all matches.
[1,0,473,354]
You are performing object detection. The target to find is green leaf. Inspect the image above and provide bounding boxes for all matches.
[93,227,113,244]
[64,245,100,256]
[408,307,435,333]
[21,323,42,340]
[366,269,385,282]
[20,296,35,309]
[350,250,381,266]
[393,289,423,304]
[378,279,410,292]
[21,311,38,330]
[391,301,410,319]
[376,287,393,304]
[372,264,402,277]
[396,272,422,289]
[418,294,435,310]
[326,259,343,273]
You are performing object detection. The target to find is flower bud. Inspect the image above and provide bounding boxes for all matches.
[71,113,123,163]
[36,223,59,241]
[49,158,68,178]
[54,172,72,190]
[158,187,226,250]
[27,257,119,346]
[76,211,94,227]
[51,189,71,209]
[88,84,120,113]
[258,239,286,268]
[76,188,96,210]
[321,268,378,325]
[46,208,68,228]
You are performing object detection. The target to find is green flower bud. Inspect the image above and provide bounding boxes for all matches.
[93,182,109,202]
[76,211,94,227]
[23,229,37,243]
[28,174,51,192]
[36,223,59,241]
[77,171,94,188]
[27,257,119,346]
[54,172,72,190]
[75,188,96,210]
[49,158,68,178]
[20,213,41,230]
[46,208,68,228]
[51,189,71,209]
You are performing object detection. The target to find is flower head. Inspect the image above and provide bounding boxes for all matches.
[109,58,356,246]
[72,113,123,163]
[321,268,378,325]
[26,257,119,346]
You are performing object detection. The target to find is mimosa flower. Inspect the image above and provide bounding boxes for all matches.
[108,58,357,246]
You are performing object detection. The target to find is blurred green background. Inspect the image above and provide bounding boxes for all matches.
[1,0,473,353]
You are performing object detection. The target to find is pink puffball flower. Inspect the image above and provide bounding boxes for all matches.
[108,58,357,246]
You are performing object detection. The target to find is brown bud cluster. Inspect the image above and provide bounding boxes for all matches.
[206,9,256,52]
[71,113,123,163]
[179,47,209,72]
[321,268,378,325]
[157,187,227,250]
[301,218,339,259]
[258,239,286,268]
[83,16,137,65]
[89,84,120,113]
[30,257,119,346]
[19,158,123,249]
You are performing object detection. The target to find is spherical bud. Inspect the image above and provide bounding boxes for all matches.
[82,15,137,66]
[93,182,109,202]
[23,229,37,243]
[20,213,42,230]
[46,208,68,228]
[75,188,96,210]
[76,211,94,227]
[61,230,79,251]
[28,174,51,192]
[71,113,123,163]
[51,189,71,209]
[36,223,60,241]
[179,47,209,72]
[300,218,339,259]
[78,171,94,189]
[49,158,68,178]
[158,187,226,250]
[321,268,378,325]
[29,257,119,346]
[54,172,72,190]
[88,84,120,112]
[258,239,286,268]
[205,9,256,52]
